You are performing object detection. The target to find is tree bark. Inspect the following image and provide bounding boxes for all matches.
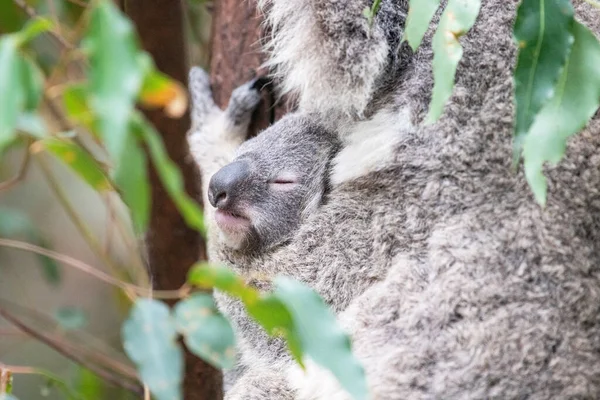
[124,1,221,399]
[209,0,288,137]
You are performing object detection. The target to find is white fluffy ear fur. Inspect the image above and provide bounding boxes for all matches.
[258,0,394,117]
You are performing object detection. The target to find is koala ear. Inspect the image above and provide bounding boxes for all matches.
[188,67,218,127]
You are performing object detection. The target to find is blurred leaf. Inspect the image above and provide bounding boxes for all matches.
[0,206,61,284]
[138,53,188,118]
[62,84,97,134]
[187,264,303,365]
[38,138,112,192]
[19,56,43,111]
[174,293,236,369]
[362,0,381,27]
[404,0,440,51]
[84,0,144,167]
[0,35,44,152]
[133,113,205,233]
[513,0,574,158]
[15,17,53,45]
[54,307,88,330]
[16,112,46,138]
[122,299,183,400]
[523,21,600,206]
[114,135,150,233]
[426,0,481,123]
[274,277,368,400]
[0,36,22,151]
[187,262,258,302]
[73,368,104,400]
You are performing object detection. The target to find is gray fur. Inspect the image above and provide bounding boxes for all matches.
[191,1,600,399]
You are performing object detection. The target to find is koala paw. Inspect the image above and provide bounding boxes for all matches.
[189,66,218,127]
[225,77,269,126]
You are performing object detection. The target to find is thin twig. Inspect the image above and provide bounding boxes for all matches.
[0,298,139,380]
[35,154,131,289]
[12,0,74,50]
[0,308,143,395]
[0,142,31,192]
[0,238,189,299]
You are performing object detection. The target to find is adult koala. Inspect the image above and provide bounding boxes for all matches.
[192,0,600,398]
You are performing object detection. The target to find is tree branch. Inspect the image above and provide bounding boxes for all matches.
[0,305,143,395]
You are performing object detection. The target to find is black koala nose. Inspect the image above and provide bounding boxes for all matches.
[208,160,250,209]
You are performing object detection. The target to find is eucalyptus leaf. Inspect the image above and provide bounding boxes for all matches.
[133,113,205,233]
[0,36,22,151]
[426,0,481,123]
[54,307,88,330]
[84,1,144,168]
[16,17,53,45]
[40,138,112,192]
[523,21,600,206]
[122,299,183,400]
[114,135,150,233]
[174,293,236,369]
[513,0,574,158]
[404,0,440,51]
[274,277,368,400]
[187,264,303,364]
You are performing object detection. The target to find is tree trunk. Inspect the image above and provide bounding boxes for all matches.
[209,0,288,137]
[124,1,221,399]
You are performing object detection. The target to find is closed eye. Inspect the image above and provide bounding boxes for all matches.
[269,174,299,189]
[272,178,297,185]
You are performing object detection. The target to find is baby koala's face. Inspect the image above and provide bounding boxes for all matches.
[208,114,339,252]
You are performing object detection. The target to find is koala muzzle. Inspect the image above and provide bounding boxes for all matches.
[208,160,250,209]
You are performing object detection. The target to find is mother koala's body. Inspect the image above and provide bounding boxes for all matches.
[212,0,600,398]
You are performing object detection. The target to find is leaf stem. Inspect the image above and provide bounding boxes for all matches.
[1,364,84,400]
[0,140,31,192]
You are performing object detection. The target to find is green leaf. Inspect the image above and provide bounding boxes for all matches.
[362,0,381,27]
[0,36,22,151]
[0,206,61,284]
[62,84,97,133]
[19,56,44,111]
[54,307,88,330]
[73,368,104,400]
[40,138,112,192]
[523,21,600,206]
[187,264,303,364]
[16,112,46,138]
[16,17,53,45]
[513,0,574,157]
[404,0,441,51]
[426,0,481,123]
[0,36,44,152]
[84,1,144,167]
[274,277,368,400]
[133,113,205,233]
[122,299,183,400]
[114,135,150,233]
[187,263,258,302]
[174,293,236,369]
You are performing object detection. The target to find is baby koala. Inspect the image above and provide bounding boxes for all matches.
[187,67,340,259]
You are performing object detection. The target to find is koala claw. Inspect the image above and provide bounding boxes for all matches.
[226,77,267,126]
